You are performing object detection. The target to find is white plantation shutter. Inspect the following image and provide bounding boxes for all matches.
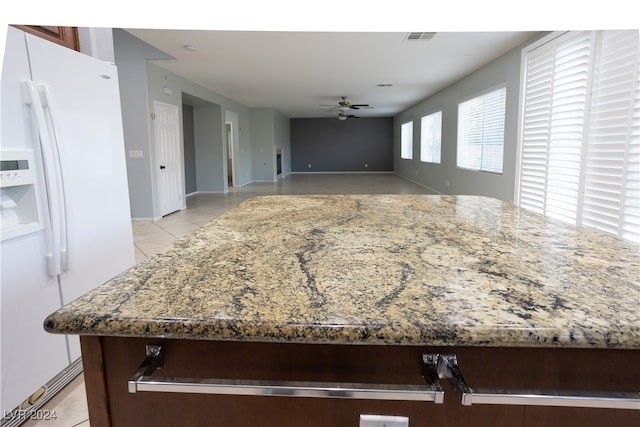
[457,86,506,173]
[518,30,640,243]
[583,30,640,242]
[519,40,556,212]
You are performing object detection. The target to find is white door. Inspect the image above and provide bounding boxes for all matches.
[154,101,183,216]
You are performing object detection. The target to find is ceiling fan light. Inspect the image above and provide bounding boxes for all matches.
[337,114,347,120]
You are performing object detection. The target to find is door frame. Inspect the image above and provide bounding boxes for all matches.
[225,110,240,188]
[226,122,234,187]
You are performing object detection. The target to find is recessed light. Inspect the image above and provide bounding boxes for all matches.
[183,45,196,52]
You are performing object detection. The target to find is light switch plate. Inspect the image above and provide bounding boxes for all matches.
[360,414,409,427]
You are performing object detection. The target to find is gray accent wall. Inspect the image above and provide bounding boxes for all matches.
[78,28,115,63]
[113,29,172,219]
[251,109,275,181]
[251,108,291,181]
[193,104,224,192]
[394,33,546,202]
[291,118,393,172]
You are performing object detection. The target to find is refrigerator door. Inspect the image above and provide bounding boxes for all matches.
[0,236,69,413]
[1,26,69,414]
[25,33,135,359]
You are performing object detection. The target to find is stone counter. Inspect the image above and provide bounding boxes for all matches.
[45,195,640,349]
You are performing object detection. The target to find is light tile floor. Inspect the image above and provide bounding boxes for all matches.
[21,173,436,426]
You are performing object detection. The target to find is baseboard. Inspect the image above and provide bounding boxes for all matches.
[291,171,394,175]
[1,358,83,427]
[186,190,227,195]
[394,172,443,194]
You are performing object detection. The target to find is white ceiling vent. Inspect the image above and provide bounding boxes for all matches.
[406,32,437,41]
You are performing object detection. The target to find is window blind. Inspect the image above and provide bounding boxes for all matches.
[401,121,414,159]
[420,111,442,163]
[518,30,640,243]
[457,86,506,173]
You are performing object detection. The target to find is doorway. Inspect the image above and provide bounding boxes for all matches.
[225,110,240,188]
[153,100,183,216]
[226,123,234,186]
[181,93,239,193]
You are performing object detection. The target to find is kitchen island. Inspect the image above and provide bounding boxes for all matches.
[45,195,640,426]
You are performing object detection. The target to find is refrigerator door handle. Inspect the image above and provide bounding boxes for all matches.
[21,80,63,276]
[38,84,69,271]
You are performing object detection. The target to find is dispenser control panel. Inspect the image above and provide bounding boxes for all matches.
[1,156,34,188]
[1,150,43,240]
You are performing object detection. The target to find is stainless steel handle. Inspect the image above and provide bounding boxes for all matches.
[434,354,640,410]
[128,345,444,403]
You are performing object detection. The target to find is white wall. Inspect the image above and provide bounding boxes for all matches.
[394,33,546,202]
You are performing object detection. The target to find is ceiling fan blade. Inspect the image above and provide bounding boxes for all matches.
[323,97,371,114]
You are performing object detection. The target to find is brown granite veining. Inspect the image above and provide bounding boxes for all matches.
[44,195,640,348]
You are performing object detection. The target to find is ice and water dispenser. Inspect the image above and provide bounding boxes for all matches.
[0,150,43,240]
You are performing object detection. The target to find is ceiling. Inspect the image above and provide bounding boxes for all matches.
[124,29,538,119]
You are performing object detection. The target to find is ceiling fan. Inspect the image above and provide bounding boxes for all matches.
[321,96,372,120]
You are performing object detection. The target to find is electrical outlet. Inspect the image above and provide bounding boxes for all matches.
[360,414,409,427]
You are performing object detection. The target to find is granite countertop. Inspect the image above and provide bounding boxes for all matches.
[44,195,640,349]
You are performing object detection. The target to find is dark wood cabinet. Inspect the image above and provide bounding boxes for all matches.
[81,337,640,427]
[11,25,79,51]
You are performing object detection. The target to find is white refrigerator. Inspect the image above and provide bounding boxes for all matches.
[0,26,135,417]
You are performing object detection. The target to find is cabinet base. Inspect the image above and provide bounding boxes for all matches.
[80,337,639,427]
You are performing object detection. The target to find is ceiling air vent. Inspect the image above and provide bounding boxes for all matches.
[406,32,437,41]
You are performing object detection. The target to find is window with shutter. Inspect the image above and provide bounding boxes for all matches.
[457,86,506,174]
[517,30,640,243]
[420,110,442,164]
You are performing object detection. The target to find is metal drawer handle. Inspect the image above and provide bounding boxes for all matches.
[433,354,640,410]
[127,345,444,403]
